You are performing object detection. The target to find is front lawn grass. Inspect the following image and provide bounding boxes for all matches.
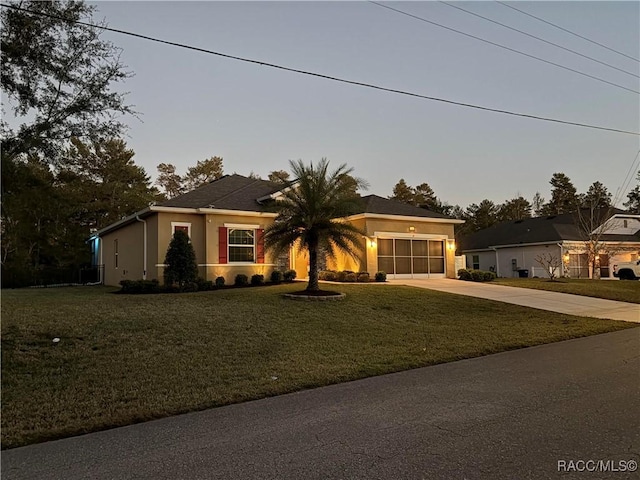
[493,277,640,303]
[2,284,636,449]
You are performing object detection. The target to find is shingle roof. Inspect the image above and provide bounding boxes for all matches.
[355,195,455,219]
[159,174,284,211]
[458,209,638,251]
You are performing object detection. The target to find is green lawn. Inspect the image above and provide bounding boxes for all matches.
[2,284,636,449]
[493,277,640,304]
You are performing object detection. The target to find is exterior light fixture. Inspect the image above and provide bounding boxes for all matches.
[446,239,455,251]
[409,226,415,232]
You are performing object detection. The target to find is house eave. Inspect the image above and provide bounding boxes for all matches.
[346,213,465,224]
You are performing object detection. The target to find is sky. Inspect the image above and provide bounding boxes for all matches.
[85,1,640,208]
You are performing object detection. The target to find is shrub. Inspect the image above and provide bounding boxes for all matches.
[483,271,496,281]
[459,268,495,282]
[458,269,472,281]
[344,272,357,282]
[319,270,338,281]
[470,270,484,282]
[119,279,161,294]
[336,271,347,282]
[235,274,249,286]
[196,277,214,291]
[374,271,387,282]
[270,270,283,284]
[183,281,199,292]
[251,274,265,286]
[357,272,370,283]
[163,230,198,290]
[324,270,338,281]
[215,276,225,287]
[283,270,297,282]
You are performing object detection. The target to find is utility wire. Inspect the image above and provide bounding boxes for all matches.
[613,150,640,207]
[496,1,640,63]
[2,2,638,137]
[368,1,639,95]
[439,1,639,79]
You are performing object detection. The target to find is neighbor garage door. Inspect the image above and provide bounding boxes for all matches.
[377,238,445,278]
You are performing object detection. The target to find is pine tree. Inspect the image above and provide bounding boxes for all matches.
[624,172,640,214]
[389,179,416,205]
[543,173,578,215]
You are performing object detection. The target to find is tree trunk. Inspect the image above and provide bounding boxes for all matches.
[307,238,319,291]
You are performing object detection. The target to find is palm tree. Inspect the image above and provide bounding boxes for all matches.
[264,159,367,292]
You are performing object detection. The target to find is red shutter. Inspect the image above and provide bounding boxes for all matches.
[219,227,228,264]
[256,229,265,264]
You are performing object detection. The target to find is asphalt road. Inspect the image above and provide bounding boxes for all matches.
[3,328,639,480]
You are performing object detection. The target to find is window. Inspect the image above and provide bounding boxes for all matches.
[472,255,479,270]
[171,222,191,238]
[229,229,255,263]
[114,239,119,268]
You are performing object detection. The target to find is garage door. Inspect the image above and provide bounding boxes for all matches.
[377,238,445,278]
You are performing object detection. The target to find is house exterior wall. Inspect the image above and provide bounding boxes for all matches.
[465,251,496,273]
[101,221,145,285]
[494,244,564,278]
[99,211,461,284]
[364,218,457,278]
[202,213,278,284]
[155,212,205,278]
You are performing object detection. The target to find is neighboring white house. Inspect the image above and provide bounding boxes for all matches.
[458,210,640,279]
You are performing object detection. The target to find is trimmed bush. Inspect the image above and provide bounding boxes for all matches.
[119,279,161,294]
[375,271,387,282]
[283,270,297,282]
[357,272,370,283]
[483,271,496,281]
[336,271,347,282]
[234,274,249,286]
[458,269,472,281]
[319,270,338,281]
[251,274,265,286]
[458,268,495,282]
[215,276,225,287]
[344,272,357,282]
[196,277,215,291]
[270,270,283,284]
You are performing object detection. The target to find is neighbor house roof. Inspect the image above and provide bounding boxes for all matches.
[459,209,638,251]
[159,174,284,212]
[354,195,455,219]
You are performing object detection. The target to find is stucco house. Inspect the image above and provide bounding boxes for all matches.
[458,210,640,278]
[90,174,463,286]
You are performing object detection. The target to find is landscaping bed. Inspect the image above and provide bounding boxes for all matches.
[2,284,636,449]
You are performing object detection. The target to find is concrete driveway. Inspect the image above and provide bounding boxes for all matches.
[2,328,639,480]
[389,278,640,323]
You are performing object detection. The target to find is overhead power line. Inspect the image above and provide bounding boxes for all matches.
[496,1,640,63]
[2,2,638,137]
[439,1,639,79]
[368,1,639,95]
[613,150,640,207]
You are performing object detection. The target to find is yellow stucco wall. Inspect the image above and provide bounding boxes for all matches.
[100,211,459,285]
[101,221,145,285]
[362,217,456,278]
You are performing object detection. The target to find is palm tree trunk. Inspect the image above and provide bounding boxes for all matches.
[308,238,319,291]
